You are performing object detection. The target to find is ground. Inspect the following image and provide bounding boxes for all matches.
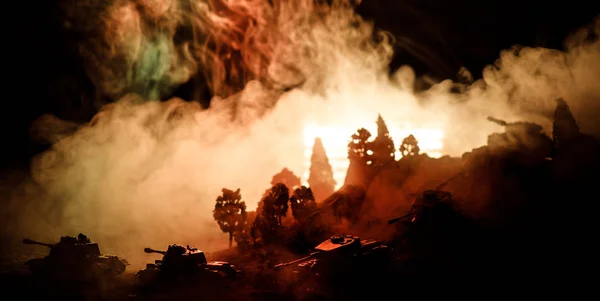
[0,236,448,301]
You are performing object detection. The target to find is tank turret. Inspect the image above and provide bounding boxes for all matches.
[389,173,459,226]
[388,189,455,225]
[135,244,239,285]
[487,116,544,134]
[486,116,553,162]
[274,234,390,294]
[22,234,128,282]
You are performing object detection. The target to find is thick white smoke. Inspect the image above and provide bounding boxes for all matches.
[4,1,599,266]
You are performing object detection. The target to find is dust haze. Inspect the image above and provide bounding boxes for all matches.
[2,0,599,267]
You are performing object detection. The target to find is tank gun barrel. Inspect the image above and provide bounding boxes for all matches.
[487,116,508,126]
[22,238,54,248]
[144,247,166,255]
[435,172,464,190]
[387,212,412,224]
[274,252,318,270]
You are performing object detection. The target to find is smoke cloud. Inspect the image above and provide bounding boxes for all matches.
[4,0,599,266]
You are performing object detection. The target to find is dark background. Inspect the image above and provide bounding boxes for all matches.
[3,0,599,170]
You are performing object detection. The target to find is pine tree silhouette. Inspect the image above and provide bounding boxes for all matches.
[308,138,336,202]
[376,114,390,137]
[553,98,580,151]
[368,114,396,167]
[344,128,372,187]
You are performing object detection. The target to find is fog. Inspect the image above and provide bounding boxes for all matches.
[2,0,599,267]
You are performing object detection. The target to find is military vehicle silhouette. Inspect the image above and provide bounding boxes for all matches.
[274,234,390,297]
[22,233,128,282]
[136,244,240,284]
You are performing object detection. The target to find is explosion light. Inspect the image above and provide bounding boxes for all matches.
[302,123,445,189]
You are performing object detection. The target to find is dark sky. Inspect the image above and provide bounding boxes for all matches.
[3,0,599,169]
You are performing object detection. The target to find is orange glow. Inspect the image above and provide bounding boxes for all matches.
[302,123,445,189]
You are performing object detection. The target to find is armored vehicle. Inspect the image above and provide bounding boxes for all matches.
[22,233,128,282]
[387,186,478,278]
[388,189,454,225]
[486,116,553,162]
[136,244,239,284]
[274,234,390,295]
[388,171,465,227]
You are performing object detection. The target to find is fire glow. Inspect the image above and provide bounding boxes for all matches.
[16,0,598,260]
[302,123,445,189]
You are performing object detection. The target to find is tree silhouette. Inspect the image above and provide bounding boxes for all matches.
[553,98,580,151]
[368,114,396,167]
[251,214,277,245]
[344,128,372,187]
[308,137,336,202]
[252,183,291,245]
[234,211,255,250]
[272,183,290,225]
[213,188,247,248]
[271,168,301,189]
[348,128,372,162]
[399,134,420,157]
[290,186,317,221]
[253,188,280,245]
[261,183,290,226]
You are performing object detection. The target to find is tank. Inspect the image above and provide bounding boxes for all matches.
[388,189,454,225]
[135,244,240,284]
[487,116,544,135]
[22,233,128,282]
[388,171,462,226]
[486,116,553,160]
[274,234,390,295]
[386,187,479,279]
